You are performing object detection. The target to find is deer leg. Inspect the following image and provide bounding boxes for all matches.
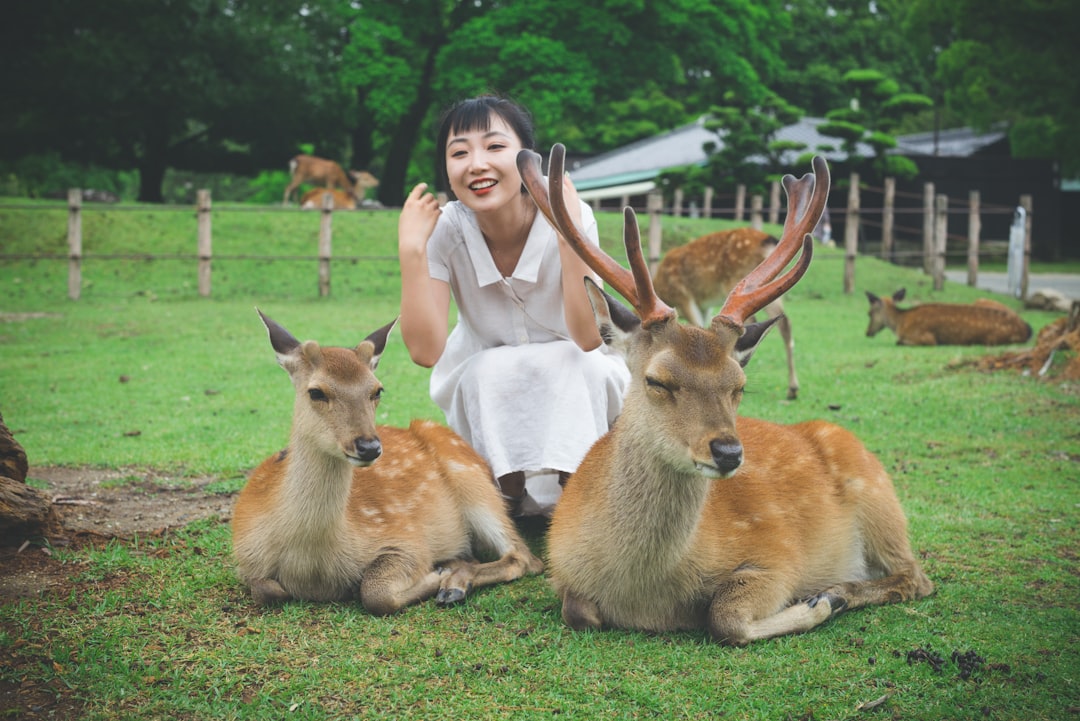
[561,590,604,631]
[814,564,933,614]
[359,549,445,615]
[707,565,832,645]
[248,577,293,606]
[283,180,301,206]
[436,545,543,605]
[764,300,798,399]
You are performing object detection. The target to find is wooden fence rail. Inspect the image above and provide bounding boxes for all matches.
[6,178,1036,300]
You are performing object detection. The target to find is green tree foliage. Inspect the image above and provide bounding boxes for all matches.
[817,69,931,180]
[699,90,805,195]
[904,0,1080,175]
[342,0,789,204]
[1,0,351,201]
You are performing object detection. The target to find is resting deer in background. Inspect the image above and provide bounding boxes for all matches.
[866,288,1032,346]
[282,154,380,206]
[518,145,933,645]
[300,187,359,211]
[653,228,800,399]
[231,311,543,612]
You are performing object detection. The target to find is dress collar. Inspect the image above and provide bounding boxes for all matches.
[464,203,546,287]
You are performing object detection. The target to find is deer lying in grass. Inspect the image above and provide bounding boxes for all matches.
[866,288,1032,346]
[282,154,379,206]
[300,187,360,210]
[518,145,933,645]
[232,311,543,612]
[653,228,800,399]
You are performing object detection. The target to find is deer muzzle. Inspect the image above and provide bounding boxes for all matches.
[709,439,744,478]
[347,436,383,467]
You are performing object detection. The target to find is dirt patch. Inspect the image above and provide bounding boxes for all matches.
[1,466,237,599]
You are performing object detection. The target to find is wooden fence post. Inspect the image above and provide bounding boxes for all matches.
[318,191,333,297]
[197,189,212,297]
[647,190,664,274]
[672,187,684,217]
[750,195,763,230]
[734,184,746,222]
[922,182,935,274]
[703,186,714,218]
[932,194,948,291]
[67,189,82,300]
[768,181,780,225]
[1020,194,1033,300]
[843,173,859,294]
[881,177,895,260]
[967,190,981,286]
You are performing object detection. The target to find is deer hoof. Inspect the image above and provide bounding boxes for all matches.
[806,591,848,615]
[435,585,470,606]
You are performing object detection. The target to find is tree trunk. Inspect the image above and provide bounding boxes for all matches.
[0,411,28,483]
[378,39,442,206]
[0,477,58,540]
[351,85,377,173]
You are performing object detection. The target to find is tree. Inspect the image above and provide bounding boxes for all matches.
[341,0,790,204]
[904,0,1080,176]
[817,69,932,180]
[0,0,351,202]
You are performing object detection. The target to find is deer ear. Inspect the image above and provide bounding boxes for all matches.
[893,288,907,302]
[585,277,639,350]
[258,308,300,356]
[359,318,397,371]
[732,316,782,368]
[866,291,880,305]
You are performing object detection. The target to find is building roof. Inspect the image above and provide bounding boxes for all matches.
[567,116,1006,201]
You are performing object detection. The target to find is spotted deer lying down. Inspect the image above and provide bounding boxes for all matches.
[866,288,1032,346]
[232,311,543,612]
[518,145,934,645]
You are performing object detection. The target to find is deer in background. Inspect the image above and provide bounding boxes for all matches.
[232,311,543,612]
[300,187,360,211]
[282,154,380,206]
[866,288,1032,346]
[519,145,933,645]
[653,228,800,399]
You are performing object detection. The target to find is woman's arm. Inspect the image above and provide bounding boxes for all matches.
[398,183,452,367]
[554,175,604,351]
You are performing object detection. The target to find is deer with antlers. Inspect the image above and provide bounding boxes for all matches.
[653,228,800,399]
[231,311,543,612]
[282,154,379,206]
[518,146,933,645]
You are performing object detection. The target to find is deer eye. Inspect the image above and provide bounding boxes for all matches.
[371,387,384,402]
[308,388,328,402]
[645,376,671,393]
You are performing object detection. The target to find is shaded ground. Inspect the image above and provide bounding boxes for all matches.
[1,466,236,599]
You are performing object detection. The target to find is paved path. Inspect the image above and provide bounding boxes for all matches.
[943,271,1080,301]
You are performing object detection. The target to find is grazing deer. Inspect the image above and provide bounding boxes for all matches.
[300,187,358,211]
[866,288,1032,346]
[231,311,543,612]
[282,154,380,206]
[653,228,800,399]
[518,145,933,645]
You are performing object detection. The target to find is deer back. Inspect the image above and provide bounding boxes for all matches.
[300,188,357,210]
[868,290,1032,345]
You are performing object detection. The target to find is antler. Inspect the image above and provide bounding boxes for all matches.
[518,144,675,328]
[715,156,830,327]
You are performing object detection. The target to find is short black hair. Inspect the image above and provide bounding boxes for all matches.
[434,95,537,199]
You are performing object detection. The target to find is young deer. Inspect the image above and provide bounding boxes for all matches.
[231,311,543,612]
[866,288,1032,346]
[653,228,800,399]
[282,154,379,206]
[518,146,933,645]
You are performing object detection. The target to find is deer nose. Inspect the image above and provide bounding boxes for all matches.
[352,436,382,464]
[710,440,743,476]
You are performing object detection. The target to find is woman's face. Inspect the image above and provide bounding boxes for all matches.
[444,114,524,214]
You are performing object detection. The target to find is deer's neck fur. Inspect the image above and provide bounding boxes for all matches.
[276,437,353,543]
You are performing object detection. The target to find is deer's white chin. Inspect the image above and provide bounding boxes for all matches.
[694,462,724,479]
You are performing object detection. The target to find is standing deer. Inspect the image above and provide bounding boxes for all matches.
[282,154,379,206]
[518,145,933,645]
[653,228,800,399]
[866,288,1032,346]
[231,311,543,612]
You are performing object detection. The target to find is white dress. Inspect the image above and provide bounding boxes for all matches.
[426,198,630,513]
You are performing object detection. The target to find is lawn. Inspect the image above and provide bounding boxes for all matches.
[0,198,1077,720]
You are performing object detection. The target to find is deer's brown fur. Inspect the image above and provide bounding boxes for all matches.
[866,288,1032,346]
[231,312,542,612]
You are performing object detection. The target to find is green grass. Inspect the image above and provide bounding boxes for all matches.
[1,199,1078,720]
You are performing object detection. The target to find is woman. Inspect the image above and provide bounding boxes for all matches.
[397,95,629,517]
